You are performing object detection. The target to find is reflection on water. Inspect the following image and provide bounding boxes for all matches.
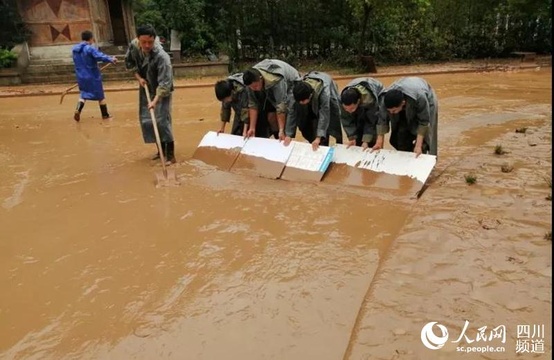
[322,163,424,197]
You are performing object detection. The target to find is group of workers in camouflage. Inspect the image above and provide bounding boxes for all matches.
[214,59,438,157]
[73,26,438,164]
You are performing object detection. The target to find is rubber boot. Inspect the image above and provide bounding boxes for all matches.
[100,104,112,120]
[74,101,85,121]
[166,141,176,164]
[152,143,161,160]
[160,142,169,164]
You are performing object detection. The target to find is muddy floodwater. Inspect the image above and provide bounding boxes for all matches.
[0,68,551,360]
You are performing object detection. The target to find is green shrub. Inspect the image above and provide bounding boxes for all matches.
[0,49,17,68]
[494,144,507,155]
[465,174,477,185]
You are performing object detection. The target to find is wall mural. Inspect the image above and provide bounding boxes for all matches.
[19,0,91,46]
[50,25,71,42]
[23,0,64,16]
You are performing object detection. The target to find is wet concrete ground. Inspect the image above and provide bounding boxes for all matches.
[0,67,551,359]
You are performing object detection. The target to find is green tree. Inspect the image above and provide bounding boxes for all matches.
[132,0,168,39]
[152,0,215,54]
[129,0,552,64]
[0,0,29,49]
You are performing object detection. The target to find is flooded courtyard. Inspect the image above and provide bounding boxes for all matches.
[0,67,551,359]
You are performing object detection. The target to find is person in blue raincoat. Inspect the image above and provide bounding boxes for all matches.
[71,30,117,122]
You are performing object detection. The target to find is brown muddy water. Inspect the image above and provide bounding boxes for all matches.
[191,147,241,172]
[0,69,551,360]
[280,166,326,183]
[322,163,424,197]
[229,154,287,180]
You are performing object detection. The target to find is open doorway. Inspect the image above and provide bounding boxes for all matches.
[108,0,127,46]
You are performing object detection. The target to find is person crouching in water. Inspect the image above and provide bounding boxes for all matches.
[214,73,271,137]
[339,77,384,150]
[373,77,438,157]
[283,71,343,150]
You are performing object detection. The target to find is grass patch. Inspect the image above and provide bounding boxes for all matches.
[494,145,507,155]
[546,194,552,201]
[545,231,552,241]
[465,174,477,185]
[515,127,528,133]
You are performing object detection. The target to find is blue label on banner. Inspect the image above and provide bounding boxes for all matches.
[318,147,335,173]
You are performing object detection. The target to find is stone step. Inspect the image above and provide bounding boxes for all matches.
[25,61,128,75]
[17,58,228,84]
[21,71,134,85]
[22,56,131,84]
[29,54,126,66]
[26,65,74,74]
[98,45,128,55]
[29,59,74,66]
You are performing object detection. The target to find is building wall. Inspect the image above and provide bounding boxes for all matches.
[90,0,112,45]
[122,0,136,41]
[17,0,135,60]
[18,0,92,47]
